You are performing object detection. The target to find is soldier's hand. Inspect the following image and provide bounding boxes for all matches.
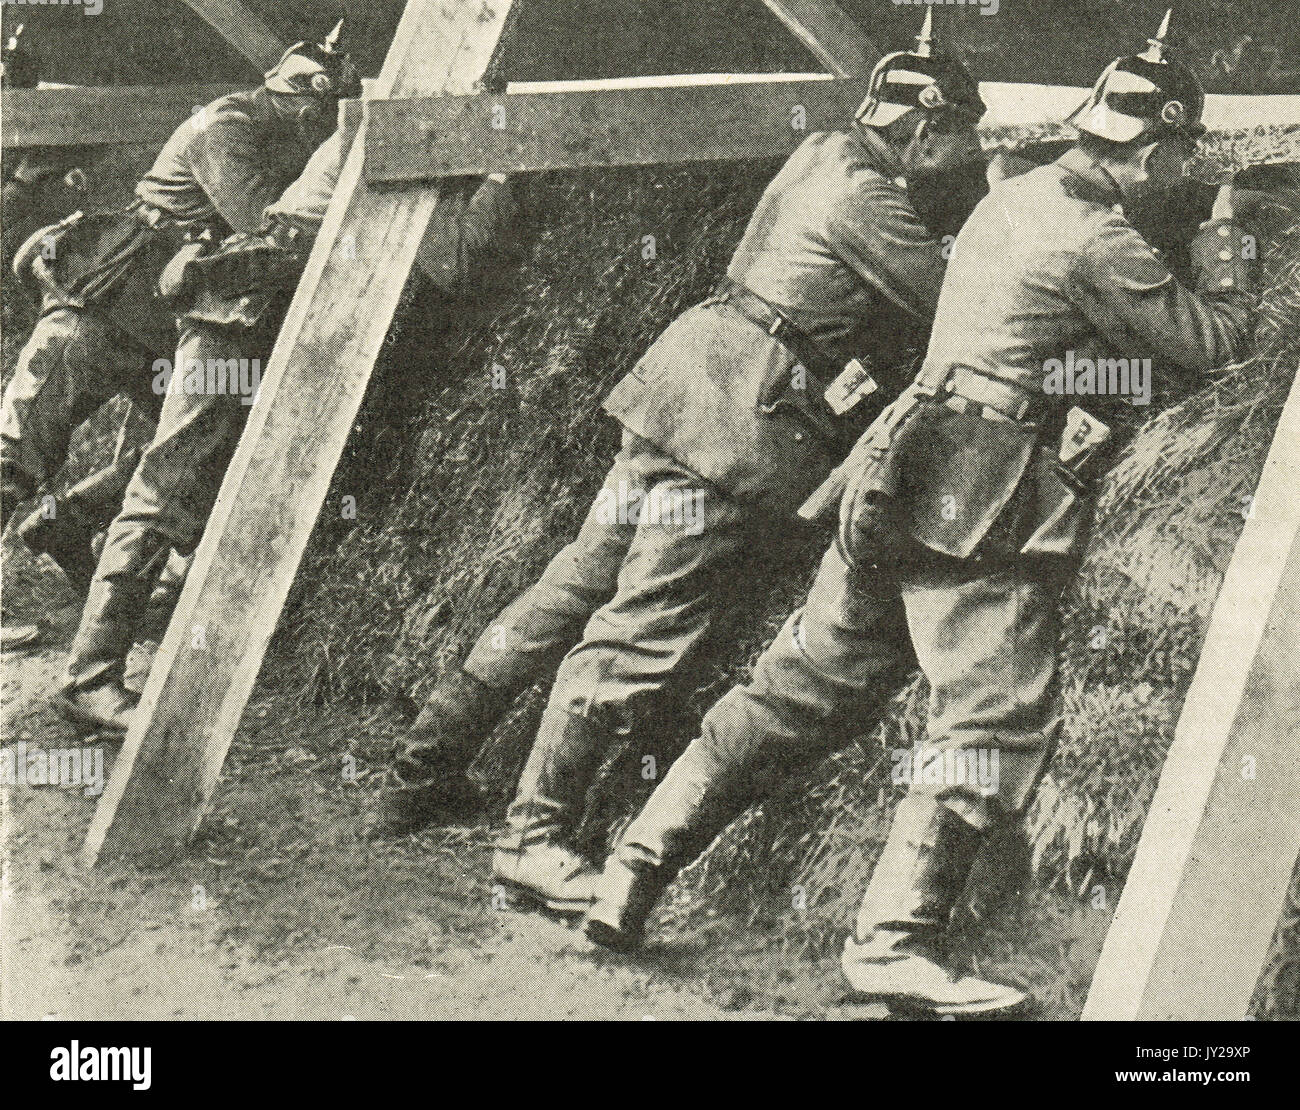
[1211,180,1236,221]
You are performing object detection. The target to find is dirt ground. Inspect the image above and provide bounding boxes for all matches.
[1,543,1109,1022]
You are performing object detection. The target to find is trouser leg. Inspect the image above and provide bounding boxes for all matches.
[586,540,914,948]
[63,321,253,692]
[0,309,147,528]
[504,445,753,851]
[460,431,647,695]
[372,436,648,836]
[839,555,1067,1013]
[900,554,1070,830]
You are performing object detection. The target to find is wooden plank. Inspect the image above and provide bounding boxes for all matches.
[1082,367,1300,1020]
[363,78,1300,184]
[177,0,287,72]
[1,83,244,149]
[82,0,518,869]
[364,75,870,183]
[759,0,879,78]
[981,83,1300,134]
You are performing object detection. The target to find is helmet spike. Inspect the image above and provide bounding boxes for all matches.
[1140,8,1174,63]
[914,7,935,60]
[323,18,344,54]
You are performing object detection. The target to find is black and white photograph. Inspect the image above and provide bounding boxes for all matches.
[1,0,1298,1073]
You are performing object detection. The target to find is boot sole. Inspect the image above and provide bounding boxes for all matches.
[1,633,43,655]
[52,694,131,735]
[494,876,593,917]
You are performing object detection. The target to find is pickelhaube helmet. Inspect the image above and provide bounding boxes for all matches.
[264,19,360,102]
[1067,9,1207,144]
[1,24,40,90]
[855,9,986,128]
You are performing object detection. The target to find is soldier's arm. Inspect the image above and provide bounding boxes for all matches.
[825,181,950,320]
[190,119,306,236]
[260,130,345,237]
[1071,214,1258,375]
[413,174,518,295]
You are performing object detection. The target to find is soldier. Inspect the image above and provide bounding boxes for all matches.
[582,15,1261,1016]
[41,26,358,730]
[55,34,519,734]
[1,26,346,652]
[372,15,993,915]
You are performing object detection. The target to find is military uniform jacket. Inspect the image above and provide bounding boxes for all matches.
[876,147,1257,562]
[25,88,318,351]
[603,127,953,519]
[136,87,320,237]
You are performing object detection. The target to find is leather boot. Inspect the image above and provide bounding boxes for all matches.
[490,707,615,915]
[17,497,99,596]
[585,742,744,951]
[53,678,139,735]
[369,667,516,836]
[62,527,160,707]
[841,793,1027,1016]
[17,453,140,597]
[1,623,43,654]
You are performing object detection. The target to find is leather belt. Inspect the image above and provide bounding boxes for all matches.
[941,365,1047,425]
[713,278,840,381]
[132,200,217,241]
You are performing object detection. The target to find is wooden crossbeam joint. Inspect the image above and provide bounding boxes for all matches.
[82,0,519,869]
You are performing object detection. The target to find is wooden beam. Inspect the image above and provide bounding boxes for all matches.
[82,0,518,869]
[362,79,1300,183]
[177,0,287,73]
[759,0,879,78]
[1,84,244,149]
[980,84,1300,135]
[364,74,870,183]
[1082,367,1300,1020]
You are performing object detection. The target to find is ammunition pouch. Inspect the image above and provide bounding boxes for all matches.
[160,232,302,329]
[16,203,205,351]
[12,211,87,303]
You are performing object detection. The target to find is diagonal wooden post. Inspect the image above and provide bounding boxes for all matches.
[1083,366,1300,1020]
[758,0,879,77]
[83,0,519,868]
[178,0,287,73]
